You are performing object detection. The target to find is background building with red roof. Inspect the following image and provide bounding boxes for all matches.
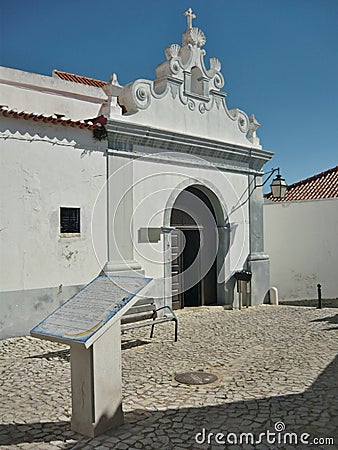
[265,166,338,202]
[264,166,338,302]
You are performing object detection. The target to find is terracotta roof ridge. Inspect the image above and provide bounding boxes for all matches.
[53,69,107,87]
[288,166,338,189]
[54,69,107,83]
[1,106,107,130]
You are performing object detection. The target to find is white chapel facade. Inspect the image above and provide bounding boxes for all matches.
[0,10,274,338]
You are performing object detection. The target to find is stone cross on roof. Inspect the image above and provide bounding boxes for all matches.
[184,8,196,29]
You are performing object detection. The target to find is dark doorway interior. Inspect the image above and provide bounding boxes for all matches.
[182,229,200,307]
[170,186,218,309]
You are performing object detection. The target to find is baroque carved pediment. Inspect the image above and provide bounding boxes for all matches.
[117,8,261,149]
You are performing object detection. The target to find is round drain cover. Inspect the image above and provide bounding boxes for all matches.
[174,371,218,385]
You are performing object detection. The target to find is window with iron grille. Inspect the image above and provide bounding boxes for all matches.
[60,207,80,234]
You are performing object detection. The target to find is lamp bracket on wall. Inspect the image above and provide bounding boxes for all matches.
[255,167,288,199]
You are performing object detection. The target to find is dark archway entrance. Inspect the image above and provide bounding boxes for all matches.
[170,186,219,309]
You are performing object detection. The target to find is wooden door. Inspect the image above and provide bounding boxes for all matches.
[171,230,183,310]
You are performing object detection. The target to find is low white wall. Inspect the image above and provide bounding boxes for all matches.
[264,198,338,300]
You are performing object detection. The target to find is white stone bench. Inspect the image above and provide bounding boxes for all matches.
[121,298,178,342]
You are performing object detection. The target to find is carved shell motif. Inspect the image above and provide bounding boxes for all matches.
[188,27,206,48]
[210,58,221,73]
[165,43,181,60]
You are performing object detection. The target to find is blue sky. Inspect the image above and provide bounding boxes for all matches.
[1,0,337,185]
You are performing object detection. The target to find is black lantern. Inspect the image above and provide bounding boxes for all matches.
[270,173,287,199]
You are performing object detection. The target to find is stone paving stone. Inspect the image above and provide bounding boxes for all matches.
[0,305,337,449]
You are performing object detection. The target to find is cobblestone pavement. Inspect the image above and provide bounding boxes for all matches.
[1,305,337,449]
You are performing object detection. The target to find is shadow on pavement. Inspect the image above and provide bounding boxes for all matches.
[311,313,338,325]
[24,339,150,362]
[26,349,70,361]
[280,299,338,308]
[0,421,72,447]
[1,354,337,449]
[311,313,338,331]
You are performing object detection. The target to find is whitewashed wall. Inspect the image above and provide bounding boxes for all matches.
[0,118,107,338]
[0,67,109,338]
[264,199,338,300]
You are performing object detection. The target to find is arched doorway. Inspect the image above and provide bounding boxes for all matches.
[170,185,224,309]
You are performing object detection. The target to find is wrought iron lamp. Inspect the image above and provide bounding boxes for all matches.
[256,167,287,199]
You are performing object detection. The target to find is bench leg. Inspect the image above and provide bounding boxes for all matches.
[150,321,155,339]
[150,320,178,342]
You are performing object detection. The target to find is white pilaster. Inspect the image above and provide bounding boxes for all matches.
[104,154,142,276]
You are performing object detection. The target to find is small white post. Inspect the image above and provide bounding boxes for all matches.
[269,287,279,305]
